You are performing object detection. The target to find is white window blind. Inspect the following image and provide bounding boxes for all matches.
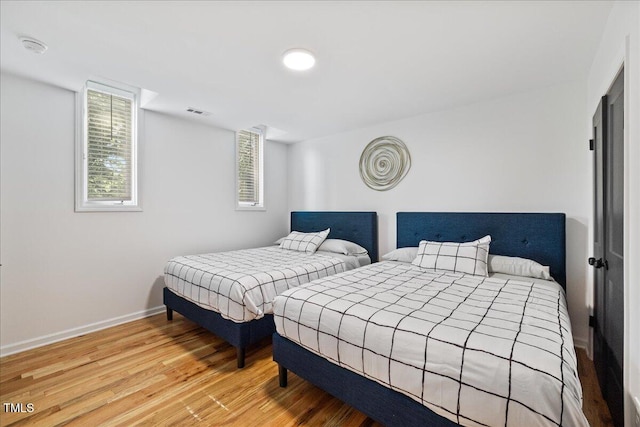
[75,80,140,212]
[86,88,133,201]
[236,129,264,208]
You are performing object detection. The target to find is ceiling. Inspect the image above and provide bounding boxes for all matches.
[0,1,612,143]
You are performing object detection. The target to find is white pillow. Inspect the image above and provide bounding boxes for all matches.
[318,239,368,256]
[488,255,552,280]
[279,228,330,254]
[382,247,418,263]
[412,235,491,277]
[274,237,285,245]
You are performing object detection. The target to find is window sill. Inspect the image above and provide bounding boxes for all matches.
[236,205,266,212]
[75,204,143,213]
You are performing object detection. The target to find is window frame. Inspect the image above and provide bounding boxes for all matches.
[75,80,143,212]
[235,127,265,211]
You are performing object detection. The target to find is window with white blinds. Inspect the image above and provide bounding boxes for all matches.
[76,81,141,211]
[236,129,264,209]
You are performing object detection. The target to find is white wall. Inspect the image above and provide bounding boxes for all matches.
[0,72,289,354]
[587,1,640,425]
[288,79,591,347]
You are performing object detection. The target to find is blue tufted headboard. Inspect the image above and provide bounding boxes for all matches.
[291,211,379,262]
[396,212,566,289]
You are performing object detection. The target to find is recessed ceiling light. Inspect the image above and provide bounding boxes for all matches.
[19,37,48,54]
[282,48,315,71]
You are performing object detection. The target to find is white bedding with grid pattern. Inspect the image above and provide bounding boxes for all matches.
[273,261,588,427]
[164,246,353,322]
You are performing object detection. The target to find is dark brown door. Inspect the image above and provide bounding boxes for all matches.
[591,68,624,427]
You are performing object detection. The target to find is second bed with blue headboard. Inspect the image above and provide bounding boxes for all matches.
[163,211,377,368]
[273,212,588,426]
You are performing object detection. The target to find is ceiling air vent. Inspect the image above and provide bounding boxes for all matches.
[186,108,211,116]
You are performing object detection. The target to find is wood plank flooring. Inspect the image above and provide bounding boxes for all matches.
[577,347,614,426]
[0,313,613,426]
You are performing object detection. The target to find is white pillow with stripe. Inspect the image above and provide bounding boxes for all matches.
[279,228,330,254]
[382,247,418,263]
[318,239,368,256]
[488,255,551,280]
[412,235,491,276]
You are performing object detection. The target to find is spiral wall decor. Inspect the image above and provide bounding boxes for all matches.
[359,136,411,191]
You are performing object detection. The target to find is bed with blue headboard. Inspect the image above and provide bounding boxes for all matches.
[273,212,587,426]
[163,211,377,368]
[396,212,566,289]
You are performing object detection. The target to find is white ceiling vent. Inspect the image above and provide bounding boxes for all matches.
[186,108,211,116]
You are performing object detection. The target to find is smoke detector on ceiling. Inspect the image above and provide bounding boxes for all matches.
[20,37,48,54]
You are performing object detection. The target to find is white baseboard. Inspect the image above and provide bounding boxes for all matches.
[573,336,589,351]
[0,308,598,361]
[0,306,165,358]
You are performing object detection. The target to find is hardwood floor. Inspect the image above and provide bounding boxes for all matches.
[577,347,614,427]
[0,313,613,426]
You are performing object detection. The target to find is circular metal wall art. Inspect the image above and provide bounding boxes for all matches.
[359,136,411,191]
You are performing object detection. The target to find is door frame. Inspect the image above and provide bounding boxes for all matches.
[589,61,631,427]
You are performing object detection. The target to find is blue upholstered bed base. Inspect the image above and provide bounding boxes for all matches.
[163,287,274,367]
[163,211,378,368]
[274,333,457,426]
[274,211,567,425]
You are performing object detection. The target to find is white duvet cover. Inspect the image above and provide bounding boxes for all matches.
[164,246,366,322]
[274,261,588,427]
